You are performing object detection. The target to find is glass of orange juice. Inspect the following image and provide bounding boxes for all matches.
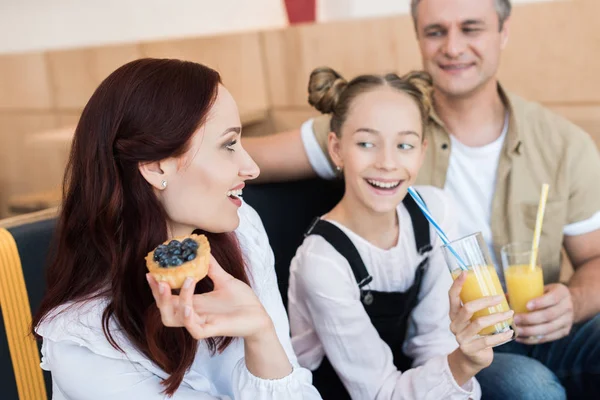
[500,242,545,314]
[442,232,515,341]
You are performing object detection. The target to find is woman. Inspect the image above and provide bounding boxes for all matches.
[33,58,321,399]
[287,67,514,399]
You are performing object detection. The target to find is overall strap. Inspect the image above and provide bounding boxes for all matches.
[402,191,432,255]
[305,218,372,288]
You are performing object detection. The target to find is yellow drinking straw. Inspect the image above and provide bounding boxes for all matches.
[529,183,550,271]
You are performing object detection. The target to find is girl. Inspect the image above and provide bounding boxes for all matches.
[288,68,514,399]
[33,58,321,399]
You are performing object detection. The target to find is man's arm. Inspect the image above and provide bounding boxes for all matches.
[244,115,336,184]
[243,129,316,184]
[563,229,600,323]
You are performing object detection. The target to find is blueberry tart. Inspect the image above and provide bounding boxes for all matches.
[145,234,210,289]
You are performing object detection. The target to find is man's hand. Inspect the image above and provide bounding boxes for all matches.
[513,283,574,344]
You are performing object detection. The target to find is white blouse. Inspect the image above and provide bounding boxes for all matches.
[35,201,322,400]
[288,186,481,400]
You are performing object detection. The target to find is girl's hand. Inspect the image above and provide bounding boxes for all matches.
[447,272,514,382]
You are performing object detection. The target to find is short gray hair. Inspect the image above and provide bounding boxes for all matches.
[410,0,512,30]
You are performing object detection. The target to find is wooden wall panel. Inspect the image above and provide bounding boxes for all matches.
[242,108,321,137]
[46,44,143,110]
[0,53,52,110]
[498,0,600,103]
[389,14,422,74]
[268,108,320,133]
[22,126,73,197]
[0,113,59,216]
[56,113,80,128]
[242,119,275,138]
[549,105,600,148]
[141,33,269,118]
[261,16,407,108]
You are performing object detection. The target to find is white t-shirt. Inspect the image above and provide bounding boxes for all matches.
[442,115,508,270]
[35,202,322,400]
[300,117,600,271]
[288,186,481,400]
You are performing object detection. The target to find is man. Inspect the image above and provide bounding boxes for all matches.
[244,0,600,398]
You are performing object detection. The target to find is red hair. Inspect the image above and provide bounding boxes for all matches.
[32,58,249,395]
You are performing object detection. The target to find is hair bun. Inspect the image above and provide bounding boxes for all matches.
[402,70,433,114]
[307,67,348,114]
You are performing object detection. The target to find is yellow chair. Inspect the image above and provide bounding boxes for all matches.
[0,207,58,399]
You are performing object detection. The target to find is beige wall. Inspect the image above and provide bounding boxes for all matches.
[0,0,288,55]
[0,0,598,217]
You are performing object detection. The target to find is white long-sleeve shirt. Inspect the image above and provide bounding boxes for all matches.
[288,185,481,400]
[35,201,322,400]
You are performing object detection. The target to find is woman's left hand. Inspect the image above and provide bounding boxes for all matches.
[147,255,273,341]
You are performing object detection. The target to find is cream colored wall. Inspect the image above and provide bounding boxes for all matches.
[0,0,288,54]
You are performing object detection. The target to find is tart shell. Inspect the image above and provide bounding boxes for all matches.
[145,233,210,289]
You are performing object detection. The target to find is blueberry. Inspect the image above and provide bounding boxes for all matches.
[154,246,168,259]
[155,247,169,260]
[186,253,196,261]
[168,241,182,252]
[158,260,168,268]
[182,249,192,259]
[169,256,183,267]
[156,244,168,253]
[183,239,198,250]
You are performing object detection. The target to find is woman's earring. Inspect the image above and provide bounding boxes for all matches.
[161,180,168,189]
[336,165,343,173]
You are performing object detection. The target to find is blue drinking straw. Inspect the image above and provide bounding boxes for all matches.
[407,187,469,271]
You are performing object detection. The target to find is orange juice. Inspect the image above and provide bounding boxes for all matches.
[504,264,544,313]
[452,265,513,335]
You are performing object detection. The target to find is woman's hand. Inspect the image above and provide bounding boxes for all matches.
[447,271,514,385]
[147,255,272,341]
[147,254,293,379]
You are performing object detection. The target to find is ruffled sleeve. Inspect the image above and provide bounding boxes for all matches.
[234,202,323,399]
[36,300,223,399]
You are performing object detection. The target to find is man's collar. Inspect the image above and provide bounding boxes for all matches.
[428,82,522,155]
